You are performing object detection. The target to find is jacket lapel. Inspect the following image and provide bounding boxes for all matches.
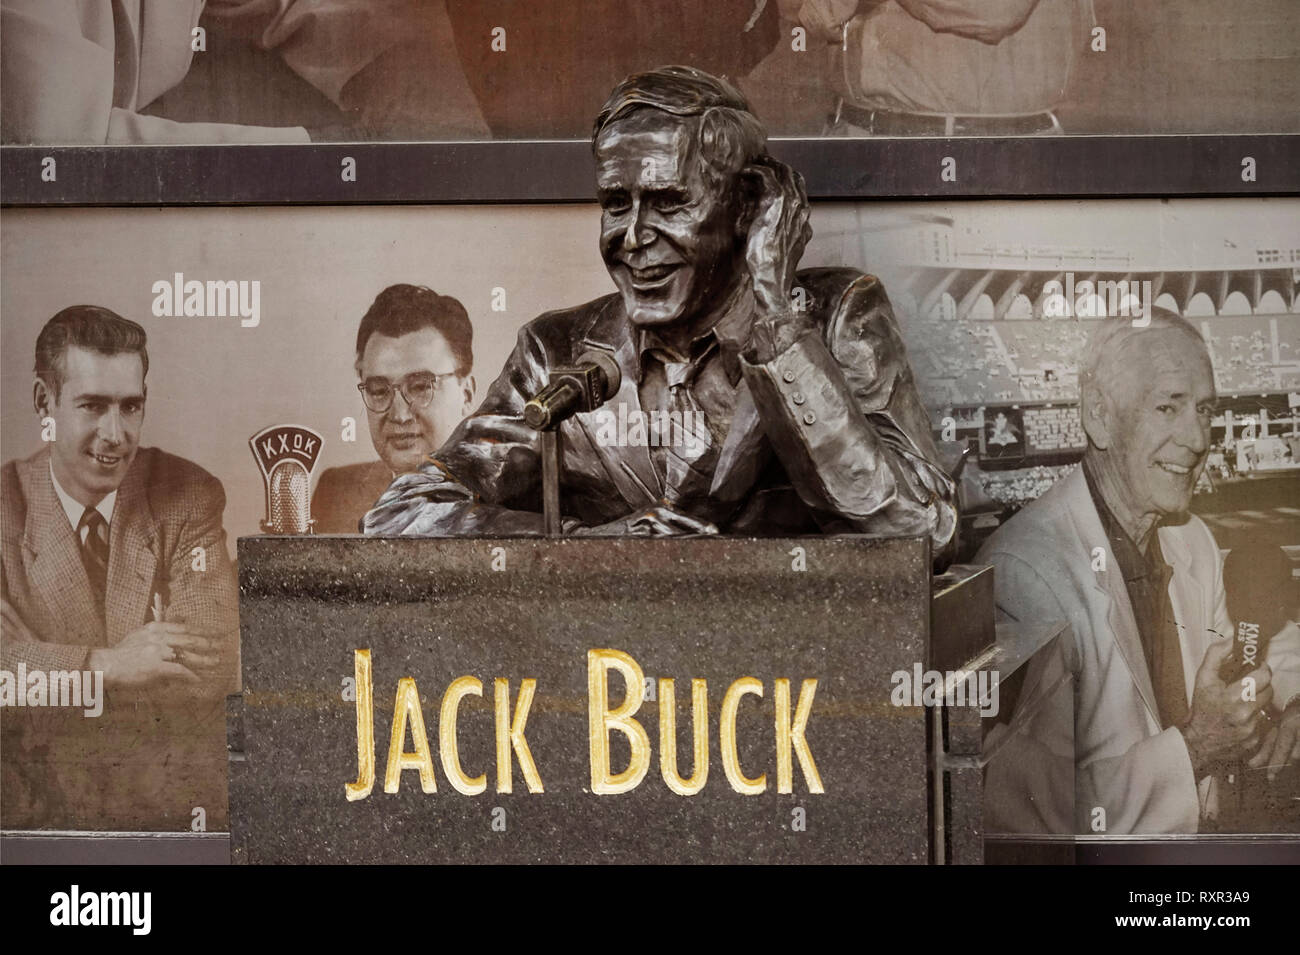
[708,381,771,502]
[1158,525,1208,703]
[579,298,662,507]
[1064,467,1162,728]
[104,455,158,646]
[20,450,105,645]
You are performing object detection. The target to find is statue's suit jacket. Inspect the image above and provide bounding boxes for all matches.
[1,445,239,829]
[977,465,1300,833]
[364,268,957,551]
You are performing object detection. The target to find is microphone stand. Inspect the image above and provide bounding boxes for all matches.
[540,428,562,537]
[523,351,622,539]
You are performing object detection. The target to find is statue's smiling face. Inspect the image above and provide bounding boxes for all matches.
[596,112,743,329]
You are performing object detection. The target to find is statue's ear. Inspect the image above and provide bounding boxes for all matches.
[736,158,788,240]
[734,165,765,235]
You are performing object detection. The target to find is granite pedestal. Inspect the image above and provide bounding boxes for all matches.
[230,535,935,864]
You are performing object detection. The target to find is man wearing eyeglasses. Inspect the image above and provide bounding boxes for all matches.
[311,284,477,533]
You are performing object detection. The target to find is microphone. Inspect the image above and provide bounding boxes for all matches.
[249,424,325,534]
[1218,543,1299,814]
[268,463,311,534]
[524,349,622,430]
[1219,542,1292,685]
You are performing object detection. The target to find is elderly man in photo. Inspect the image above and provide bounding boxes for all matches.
[363,66,954,551]
[977,310,1300,833]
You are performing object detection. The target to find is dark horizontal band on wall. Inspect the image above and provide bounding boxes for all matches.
[2,135,1297,206]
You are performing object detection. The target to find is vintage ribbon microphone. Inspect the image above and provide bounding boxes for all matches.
[523,350,621,535]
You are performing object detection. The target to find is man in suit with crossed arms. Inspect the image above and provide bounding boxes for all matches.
[1,306,238,829]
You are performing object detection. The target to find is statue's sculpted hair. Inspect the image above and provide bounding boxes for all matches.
[593,65,768,192]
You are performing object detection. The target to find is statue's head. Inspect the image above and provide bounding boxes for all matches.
[592,66,768,330]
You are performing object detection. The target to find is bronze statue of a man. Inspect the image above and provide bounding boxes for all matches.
[363,65,956,552]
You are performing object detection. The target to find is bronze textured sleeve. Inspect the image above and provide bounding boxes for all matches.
[741,273,957,552]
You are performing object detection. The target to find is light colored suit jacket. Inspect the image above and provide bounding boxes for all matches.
[1,445,239,670]
[976,465,1300,833]
[1,445,240,829]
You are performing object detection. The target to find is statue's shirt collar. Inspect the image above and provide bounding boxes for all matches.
[632,285,752,387]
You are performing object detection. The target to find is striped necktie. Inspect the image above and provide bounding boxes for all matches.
[77,507,109,606]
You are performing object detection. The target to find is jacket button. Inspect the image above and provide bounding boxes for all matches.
[803,411,816,425]
[792,392,805,405]
[782,370,796,383]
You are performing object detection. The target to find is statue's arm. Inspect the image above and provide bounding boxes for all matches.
[742,274,957,550]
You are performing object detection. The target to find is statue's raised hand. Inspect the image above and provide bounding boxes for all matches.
[743,159,814,363]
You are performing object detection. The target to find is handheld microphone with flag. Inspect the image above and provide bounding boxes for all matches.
[1217,542,1298,819]
[1219,543,1292,685]
[249,424,325,534]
